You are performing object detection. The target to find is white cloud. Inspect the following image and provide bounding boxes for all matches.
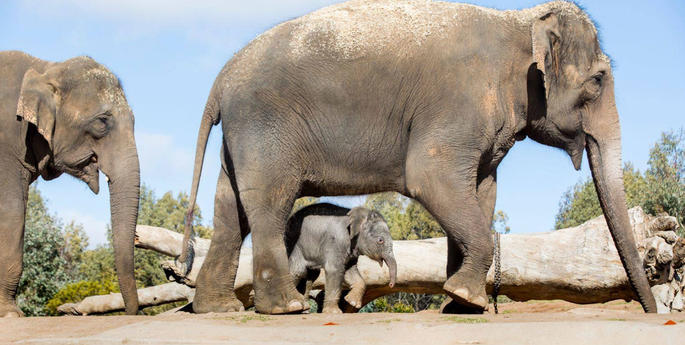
[137,131,193,176]
[61,210,109,248]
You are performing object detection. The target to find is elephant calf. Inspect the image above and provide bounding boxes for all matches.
[285,203,397,313]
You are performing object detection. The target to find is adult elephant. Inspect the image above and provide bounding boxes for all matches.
[178,0,657,314]
[0,51,140,317]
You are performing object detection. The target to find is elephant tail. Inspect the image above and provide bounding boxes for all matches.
[177,80,222,275]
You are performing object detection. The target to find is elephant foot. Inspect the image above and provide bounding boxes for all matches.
[193,293,245,314]
[439,297,488,314]
[0,303,24,318]
[256,296,308,315]
[254,286,308,315]
[322,305,343,314]
[344,291,364,309]
[443,275,488,312]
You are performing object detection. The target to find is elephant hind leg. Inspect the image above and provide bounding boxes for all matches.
[193,144,248,313]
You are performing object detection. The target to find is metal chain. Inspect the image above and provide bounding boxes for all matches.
[492,231,501,314]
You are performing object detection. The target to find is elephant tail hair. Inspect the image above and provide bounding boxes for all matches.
[177,81,222,271]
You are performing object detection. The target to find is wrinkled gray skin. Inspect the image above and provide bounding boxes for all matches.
[0,51,140,317]
[178,0,657,314]
[286,204,396,313]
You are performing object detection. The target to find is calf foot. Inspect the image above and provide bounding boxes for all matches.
[344,291,364,309]
[443,272,488,312]
[322,304,343,314]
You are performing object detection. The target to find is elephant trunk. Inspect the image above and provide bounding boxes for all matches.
[107,147,140,315]
[585,111,656,313]
[383,253,397,288]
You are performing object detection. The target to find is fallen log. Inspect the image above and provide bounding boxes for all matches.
[61,207,683,314]
[57,283,193,315]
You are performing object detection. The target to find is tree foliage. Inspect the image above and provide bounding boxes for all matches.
[555,129,685,235]
[17,186,70,316]
[643,129,685,229]
[555,163,647,229]
[45,280,118,316]
[363,192,445,240]
[21,184,212,316]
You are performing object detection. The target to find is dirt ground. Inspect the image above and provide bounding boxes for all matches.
[2,301,684,345]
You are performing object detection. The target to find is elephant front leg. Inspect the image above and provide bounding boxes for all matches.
[242,176,308,314]
[441,171,498,313]
[0,215,24,318]
[407,151,492,312]
[0,170,29,318]
[343,265,366,309]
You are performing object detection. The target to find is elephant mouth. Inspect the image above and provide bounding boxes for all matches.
[80,161,100,194]
[63,153,100,194]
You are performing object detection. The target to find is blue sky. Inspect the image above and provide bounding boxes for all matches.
[2,0,683,247]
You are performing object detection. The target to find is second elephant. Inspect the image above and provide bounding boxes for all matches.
[286,203,397,313]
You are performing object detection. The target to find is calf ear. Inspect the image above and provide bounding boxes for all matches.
[17,68,58,149]
[347,207,370,239]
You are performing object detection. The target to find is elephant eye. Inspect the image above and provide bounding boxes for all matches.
[591,72,604,86]
[581,72,604,103]
[377,237,384,245]
[88,112,112,138]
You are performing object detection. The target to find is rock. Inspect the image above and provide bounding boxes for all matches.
[651,284,674,314]
[655,231,679,244]
[648,216,678,233]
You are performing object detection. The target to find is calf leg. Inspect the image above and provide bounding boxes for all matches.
[343,265,366,309]
[322,262,344,314]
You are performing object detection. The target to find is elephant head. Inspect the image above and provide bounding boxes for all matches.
[525,4,656,312]
[16,57,140,314]
[348,207,396,288]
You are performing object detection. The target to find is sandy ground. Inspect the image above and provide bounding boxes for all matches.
[2,301,685,345]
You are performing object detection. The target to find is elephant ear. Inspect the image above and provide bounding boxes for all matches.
[17,68,58,149]
[531,11,561,100]
[347,207,370,239]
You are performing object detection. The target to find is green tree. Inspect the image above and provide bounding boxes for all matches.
[17,186,70,316]
[62,222,89,281]
[643,129,685,232]
[402,200,444,239]
[78,246,117,284]
[555,129,684,233]
[45,280,118,315]
[137,186,213,239]
[49,184,213,315]
[134,185,214,313]
[555,163,647,229]
[364,192,408,239]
